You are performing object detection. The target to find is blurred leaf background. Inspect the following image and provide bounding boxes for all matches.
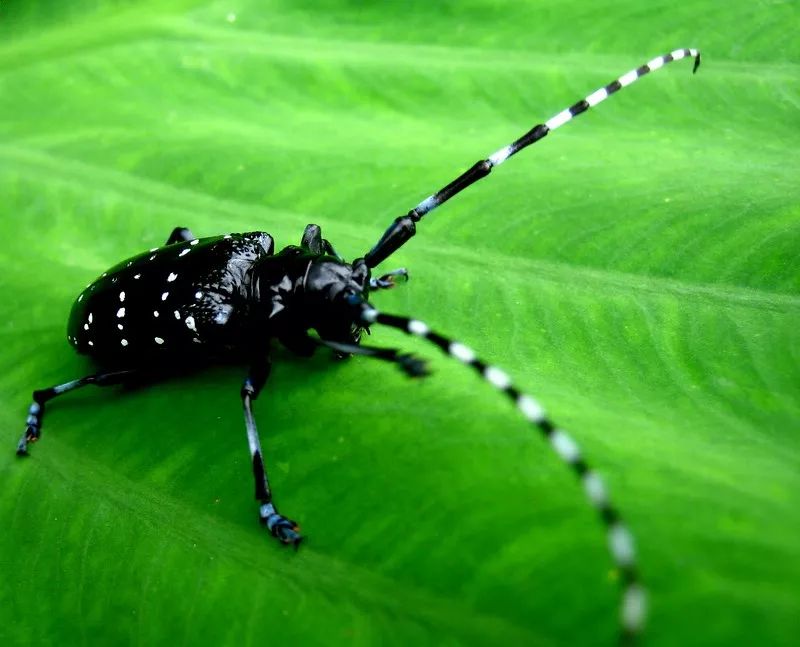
[0,1,798,645]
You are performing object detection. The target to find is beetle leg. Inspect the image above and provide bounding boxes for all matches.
[317,338,429,378]
[369,268,409,290]
[241,356,302,548]
[165,227,196,245]
[17,369,137,455]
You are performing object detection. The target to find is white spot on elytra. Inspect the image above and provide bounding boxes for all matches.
[88,313,93,323]
[153,310,159,318]
[121,339,128,347]
[214,305,232,324]
[78,294,84,302]
[117,324,123,330]
[161,292,169,301]
[116,307,125,318]
[223,234,232,239]
[102,272,107,277]
[167,272,178,282]
[119,291,125,302]
[174,310,181,320]
[190,239,199,246]
[178,248,190,257]
[88,340,94,346]
[154,337,164,345]
[195,291,202,299]
[134,273,141,279]
[83,324,89,331]
[185,316,196,332]
[149,255,156,261]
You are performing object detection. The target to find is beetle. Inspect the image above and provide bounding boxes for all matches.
[17,49,700,642]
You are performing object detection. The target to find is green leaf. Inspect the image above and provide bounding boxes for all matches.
[1,1,798,645]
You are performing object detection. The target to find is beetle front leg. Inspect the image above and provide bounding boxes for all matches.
[241,356,302,548]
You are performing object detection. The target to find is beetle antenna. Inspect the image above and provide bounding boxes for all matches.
[348,297,646,642]
[364,48,701,267]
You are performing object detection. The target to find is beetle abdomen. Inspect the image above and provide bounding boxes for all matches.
[68,232,274,361]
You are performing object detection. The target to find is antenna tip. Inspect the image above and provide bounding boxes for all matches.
[692,51,701,74]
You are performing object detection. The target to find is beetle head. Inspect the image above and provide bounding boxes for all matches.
[302,255,371,344]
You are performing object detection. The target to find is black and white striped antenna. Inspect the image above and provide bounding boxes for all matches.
[347,296,647,642]
[364,48,701,267]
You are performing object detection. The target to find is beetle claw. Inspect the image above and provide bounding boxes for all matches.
[17,426,39,456]
[18,402,44,456]
[397,353,430,378]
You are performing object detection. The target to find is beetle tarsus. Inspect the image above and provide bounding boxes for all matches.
[262,511,303,548]
[397,353,430,378]
[17,405,42,455]
[17,426,40,455]
[16,432,32,456]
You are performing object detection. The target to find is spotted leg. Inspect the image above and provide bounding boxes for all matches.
[165,227,196,245]
[17,369,138,455]
[241,356,302,547]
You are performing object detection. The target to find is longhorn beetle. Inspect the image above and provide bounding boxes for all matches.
[18,49,701,642]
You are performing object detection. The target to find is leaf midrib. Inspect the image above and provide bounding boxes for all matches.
[2,143,798,308]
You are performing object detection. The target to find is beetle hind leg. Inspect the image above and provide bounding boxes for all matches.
[17,370,137,456]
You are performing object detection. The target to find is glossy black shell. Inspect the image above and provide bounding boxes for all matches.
[68,232,275,362]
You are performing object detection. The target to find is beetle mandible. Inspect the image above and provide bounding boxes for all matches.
[18,49,701,642]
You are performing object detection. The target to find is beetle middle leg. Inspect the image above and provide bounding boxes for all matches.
[17,369,138,455]
[241,355,302,547]
[165,227,196,245]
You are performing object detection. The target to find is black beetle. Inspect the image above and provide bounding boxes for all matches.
[18,49,700,642]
